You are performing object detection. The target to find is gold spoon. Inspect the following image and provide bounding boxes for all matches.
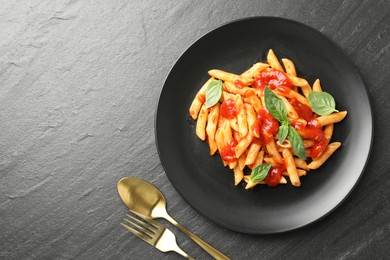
[117,177,230,260]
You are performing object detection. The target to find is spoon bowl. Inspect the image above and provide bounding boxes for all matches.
[117,177,168,218]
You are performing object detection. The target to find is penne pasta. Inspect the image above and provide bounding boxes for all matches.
[278,95,299,119]
[217,114,227,129]
[208,137,218,156]
[281,58,297,76]
[228,161,237,170]
[233,165,244,186]
[243,91,263,113]
[312,79,322,92]
[224,81,251,96]
[241,62,269,78]
[189,77,213,119]
[275,87,309,105]
[267,49,284,72]
[300,83,312,99]
[324,123,334,140]
[251,150,265,169]
[294,157,309,170]
[316,111,348,126]
[222,89,236,100]
[238,152,247,170]
[234,94,248,138]
[215,128,227,167]
[206,103,220,141]
[244,175,287,189]
[195,103,208,140]
[303,140,314,148]
[245,103,258,138]
[263,157,279,166]
[308,142,341,169]
[266,139,283,164]
[229,117,239,132]
[221,120,233,148]
[283,169,306,177]
[282,149,301,187]
[245,142,261,165]
[235,134,253,158]
[189,48,347,188]
[286,75,309,87]
[208,69,254,85]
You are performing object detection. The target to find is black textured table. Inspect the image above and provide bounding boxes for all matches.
[1,1,389,259]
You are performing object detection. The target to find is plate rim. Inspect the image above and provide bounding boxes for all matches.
[154,16,374,234]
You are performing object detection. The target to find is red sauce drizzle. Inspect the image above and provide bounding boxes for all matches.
[234,79,246,88]
[253,68,293,90]
[289,98,313,122]
[221,138,238,162]
[311,138,328,159]
[252,138,261,145]
[289,97,330,159]
[198,94,206,104]
[252,108,279,144]
[245,89,255,97]
[276,85,291,95]
[220,99,238,119]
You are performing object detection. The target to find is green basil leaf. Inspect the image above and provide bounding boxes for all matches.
[288,125,306,160]
[308,91,339,116]
[278,123,289,144]
[205,80,223,108]
[264,87,289,123]
[250,163,272,183]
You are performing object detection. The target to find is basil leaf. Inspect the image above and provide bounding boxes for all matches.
[264,87,289,123]
[250,163,272,183]
[308,91,339,116]
[205,80,223,108]
[278,123,289,144]
[288,125,306,160]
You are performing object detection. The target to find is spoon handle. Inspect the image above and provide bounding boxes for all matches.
[164,213,230,260]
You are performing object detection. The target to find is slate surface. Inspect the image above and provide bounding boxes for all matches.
[0,1,389,259]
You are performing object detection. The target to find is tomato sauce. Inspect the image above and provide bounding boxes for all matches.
[252,108,279,144]
[234,79,246,88]
[289,97,330,158]
[253,68,293,90]
[252,137,262,145]
[264,164,286,187]
[221,138,238,162]
[276,85,291,95]
[220,99,238,119]
[311,138,328,159]
[291,120,322,140]
[198,94,206,104]
[289,98,313,122]
[244,89,256,97]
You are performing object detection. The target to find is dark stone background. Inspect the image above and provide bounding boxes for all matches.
[1,1,389,259]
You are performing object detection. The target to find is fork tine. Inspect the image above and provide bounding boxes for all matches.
[129,211,162,228]
[124,214,157,236]
[121,222,153,245]
[125,213,159,232]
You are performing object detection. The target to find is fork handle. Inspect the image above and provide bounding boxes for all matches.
[164,213,230,260]
[174,246,194,260]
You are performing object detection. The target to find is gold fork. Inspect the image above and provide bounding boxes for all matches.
[121,213,194,259]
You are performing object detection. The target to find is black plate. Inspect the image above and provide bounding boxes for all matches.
[155,17,372,234]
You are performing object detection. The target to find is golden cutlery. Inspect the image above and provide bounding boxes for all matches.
[121,212,194,259]
[117,177,230,260]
